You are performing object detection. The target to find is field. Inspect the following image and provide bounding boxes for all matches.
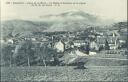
[1,66,128,81]
[1,50,128,81]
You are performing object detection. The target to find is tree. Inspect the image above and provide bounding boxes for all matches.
[2,44,14,67]
[23,39,34,66]
[85,42,90,54]
[99,45,104,51]
[39,43,58,66]
[105,39,110,50]
[14,39,35,66]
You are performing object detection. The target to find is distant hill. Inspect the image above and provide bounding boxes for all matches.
[113,22,127,30]
[1,20,51,37]
[40,10,105,32]
[40,10,100,23]
[1,10,127,38]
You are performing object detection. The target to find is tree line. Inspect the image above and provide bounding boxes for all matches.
[1,40,60,67]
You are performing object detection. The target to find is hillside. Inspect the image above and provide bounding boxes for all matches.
[1,10,127,38]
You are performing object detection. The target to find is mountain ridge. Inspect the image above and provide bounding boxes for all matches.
[1,10,127,37]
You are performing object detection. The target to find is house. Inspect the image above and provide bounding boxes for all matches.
[96,36,106,46]
[54,40,65,53]
[90,41,99,51]
[69,34,76,38]
[97,37,119,50]
[65,41,74,49]
[89,51,97,55]
[31,38,36,41]
[7,38,14,44]
[107,31,120,37]
[73,39,86,47]
[107,31,120,50]
[109,44,118,50]
[119,40,126,44]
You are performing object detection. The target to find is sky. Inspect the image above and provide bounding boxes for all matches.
[1,0,127,22]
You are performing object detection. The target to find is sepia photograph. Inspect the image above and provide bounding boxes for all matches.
[1,0,128,81]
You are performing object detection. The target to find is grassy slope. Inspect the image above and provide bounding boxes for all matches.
[1,66,128,81]
[1,50,128,81]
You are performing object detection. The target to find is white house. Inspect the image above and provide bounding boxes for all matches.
[90,41,99,50]
[89,51,97,56]
[31,38,36,41]
[54,40,65,53]
[7,39,14,44]
[73,40,86,47]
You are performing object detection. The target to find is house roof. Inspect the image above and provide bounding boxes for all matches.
[107,30,120,36]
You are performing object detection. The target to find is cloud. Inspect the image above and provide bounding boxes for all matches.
[1,0,127,21]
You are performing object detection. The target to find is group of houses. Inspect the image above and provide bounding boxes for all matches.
[53,30,126,53]
[1,28,126,55]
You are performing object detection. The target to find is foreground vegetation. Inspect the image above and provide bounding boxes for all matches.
[1,66,128,81]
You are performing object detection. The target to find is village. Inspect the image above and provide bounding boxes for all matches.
[1,26,127,67]
[1,0,128,81]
